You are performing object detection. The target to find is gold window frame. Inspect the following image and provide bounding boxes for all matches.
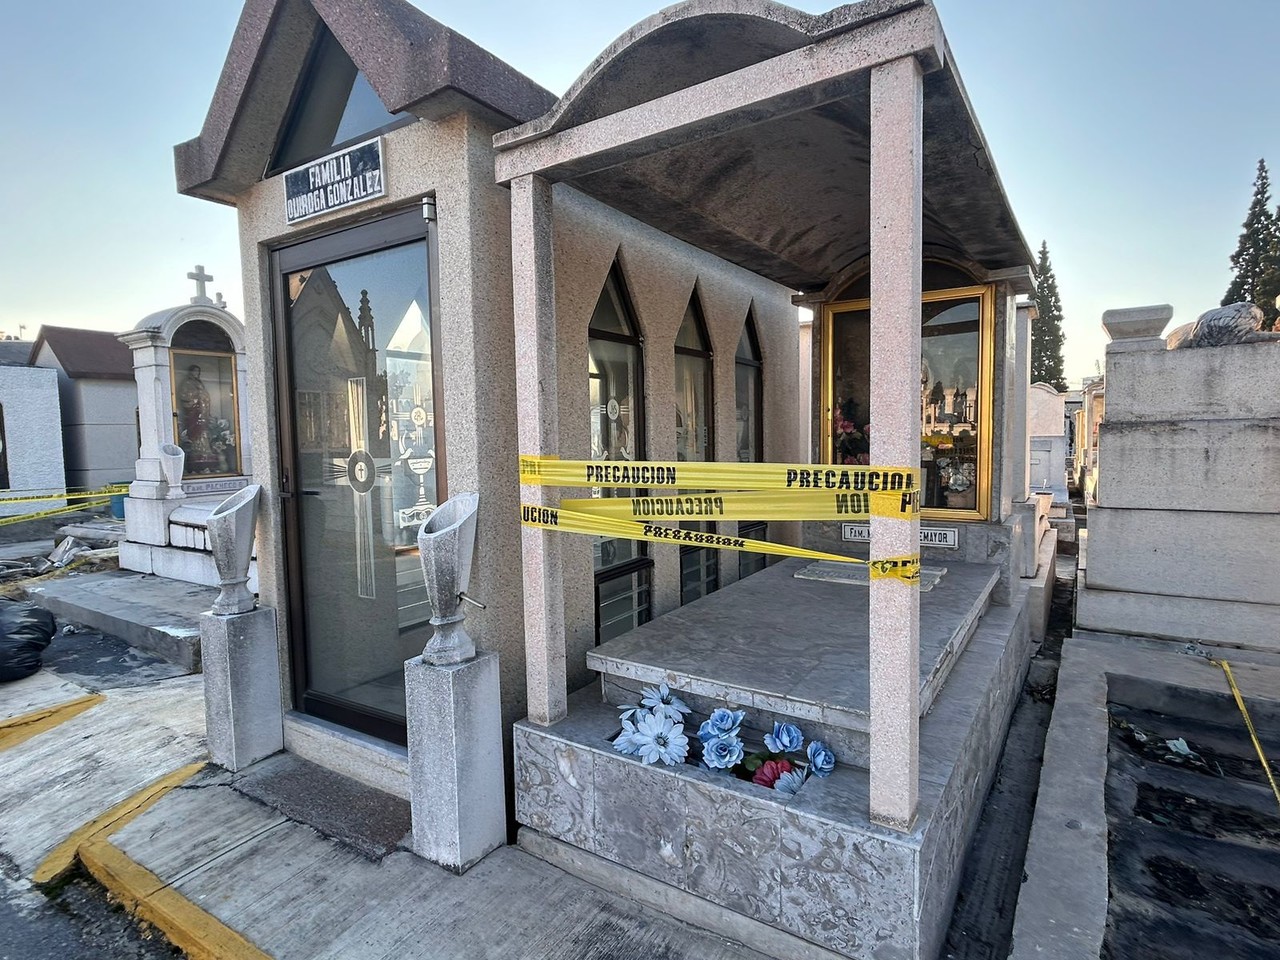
[169,347,244,478]
[820,283,995,521]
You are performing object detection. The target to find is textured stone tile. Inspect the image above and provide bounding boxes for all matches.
[685,777,783,923]
[593,752,687,887]
[513,725,595,850]
[779,811,918,959]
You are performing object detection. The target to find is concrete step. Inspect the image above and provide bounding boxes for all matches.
[25,571,216,671]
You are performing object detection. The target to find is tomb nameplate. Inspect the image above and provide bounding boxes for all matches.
[184,476,250,496]
[842,522,958,549]
[284,138,386,225]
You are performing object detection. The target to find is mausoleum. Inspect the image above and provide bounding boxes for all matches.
[117,273,255,588]
[178,1,1051,957]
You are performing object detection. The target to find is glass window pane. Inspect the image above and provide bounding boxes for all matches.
[588,276,633,336]
[674,353,711,463]
[736,318,761,361]
[675,302,709,351]
[285,239,434,723]
[828,294,984,511]
[273,30,411,172]
[598,568,651,643]
[589,334,644,573]
[172,351,240,477]
[734,361,761,463]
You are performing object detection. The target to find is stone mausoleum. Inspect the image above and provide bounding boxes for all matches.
[179,1,1052,957]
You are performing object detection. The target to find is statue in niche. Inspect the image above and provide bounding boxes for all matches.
[177,364,219,473]
[1166,302,1280,349]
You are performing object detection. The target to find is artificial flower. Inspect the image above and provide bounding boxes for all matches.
[640,683,692,722]
[632,708,689,766]
[697,707,746,743]
[806,740,836,777]
[612,719,640,756]
[751,758,794,788]
[774,769,807,796]
[702,733,745,770]
[764,721,804,754]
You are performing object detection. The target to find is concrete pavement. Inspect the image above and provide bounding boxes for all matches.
[1,636,774,960]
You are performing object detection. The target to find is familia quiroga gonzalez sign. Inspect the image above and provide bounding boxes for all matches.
[284,137,386,225]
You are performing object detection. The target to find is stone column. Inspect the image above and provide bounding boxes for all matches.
[511,174,567,726]
[867,54,923,831]
[1014,303,1034,503]
[118,329,173,501]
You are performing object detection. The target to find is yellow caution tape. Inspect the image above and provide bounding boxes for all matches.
[0,485,127,507]
[519,456,919,494]
[0,499,115,528]
[561,488,919,522]
[1211,657,1280,815]
[520,503,920,583]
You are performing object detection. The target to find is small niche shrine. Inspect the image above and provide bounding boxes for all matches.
[117,267,255,589]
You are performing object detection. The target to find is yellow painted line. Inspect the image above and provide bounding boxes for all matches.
[33,761,206,885]
[0,694,106,752]
[80,837,272,960]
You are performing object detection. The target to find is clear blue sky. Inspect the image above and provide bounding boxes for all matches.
[2,0,1277,387]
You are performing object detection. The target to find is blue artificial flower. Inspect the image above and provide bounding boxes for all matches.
[806,740,836,778]
[631,708,690,765]
[774,768,807,796]
[612,719,640,756]
[641,683,692,722]
[698,707,746,743]
[702,733,745,770]
[764,721,804,754]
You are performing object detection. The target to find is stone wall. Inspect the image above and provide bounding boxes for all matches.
[0,366,65,515]
[1077,311,1279,652]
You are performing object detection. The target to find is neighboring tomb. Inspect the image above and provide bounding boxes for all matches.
[1028,382,1068,503]
[0,361,66,517]
[117,272,254,588]
[29,325,136,491]
[1076,304,1280,652]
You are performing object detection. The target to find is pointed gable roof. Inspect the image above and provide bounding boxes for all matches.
[176,0,556,203]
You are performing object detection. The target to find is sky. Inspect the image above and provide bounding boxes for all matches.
[2,0,1278,388]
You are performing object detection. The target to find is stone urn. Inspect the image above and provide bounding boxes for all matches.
[159,443,186,499]
[417,493,480,665]
[206,484,261,616]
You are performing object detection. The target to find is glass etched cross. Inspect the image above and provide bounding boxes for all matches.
[324,377,392,599]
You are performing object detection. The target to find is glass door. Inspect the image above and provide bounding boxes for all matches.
[274,206,444,744]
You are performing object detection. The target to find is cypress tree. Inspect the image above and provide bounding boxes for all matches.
[1031,241,1067,390]
[1222,159,1279,323]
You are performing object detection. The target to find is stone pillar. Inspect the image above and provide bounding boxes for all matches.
[118,329,174,501]
[511,174,567,726]
[867,54,923,831]
[405,652,506,872]
[201,606,284,771]
[1014,302,1034,503]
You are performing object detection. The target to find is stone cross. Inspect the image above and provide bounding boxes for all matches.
[325,377,392,599]
[188,265,214,304]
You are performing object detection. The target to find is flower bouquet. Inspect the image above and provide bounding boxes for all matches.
[833,398,870,467]
[612,684,837,797]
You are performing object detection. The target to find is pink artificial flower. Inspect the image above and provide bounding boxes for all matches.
[752,758,794,788]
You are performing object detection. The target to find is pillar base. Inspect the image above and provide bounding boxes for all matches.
[200,607,283,771]
[405,651,506,873]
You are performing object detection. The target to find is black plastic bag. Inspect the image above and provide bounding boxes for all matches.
[0,600,57,682]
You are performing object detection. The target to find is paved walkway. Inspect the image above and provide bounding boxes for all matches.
[0,653,771,960]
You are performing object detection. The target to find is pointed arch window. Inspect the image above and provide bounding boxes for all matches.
[269,28,414,175]
[675,293,718,603]
[735,311,768,578]
[589,265,652,643]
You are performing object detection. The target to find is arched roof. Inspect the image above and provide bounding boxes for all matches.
[495,0,1033,292]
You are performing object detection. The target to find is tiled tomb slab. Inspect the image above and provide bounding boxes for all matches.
[589,558,999,741]
[517,577,1035,960]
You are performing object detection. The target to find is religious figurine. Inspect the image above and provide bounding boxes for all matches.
[178,364,219,473]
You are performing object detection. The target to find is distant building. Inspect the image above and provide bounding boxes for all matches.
[29,326,137,491]
[0,340,66,516]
